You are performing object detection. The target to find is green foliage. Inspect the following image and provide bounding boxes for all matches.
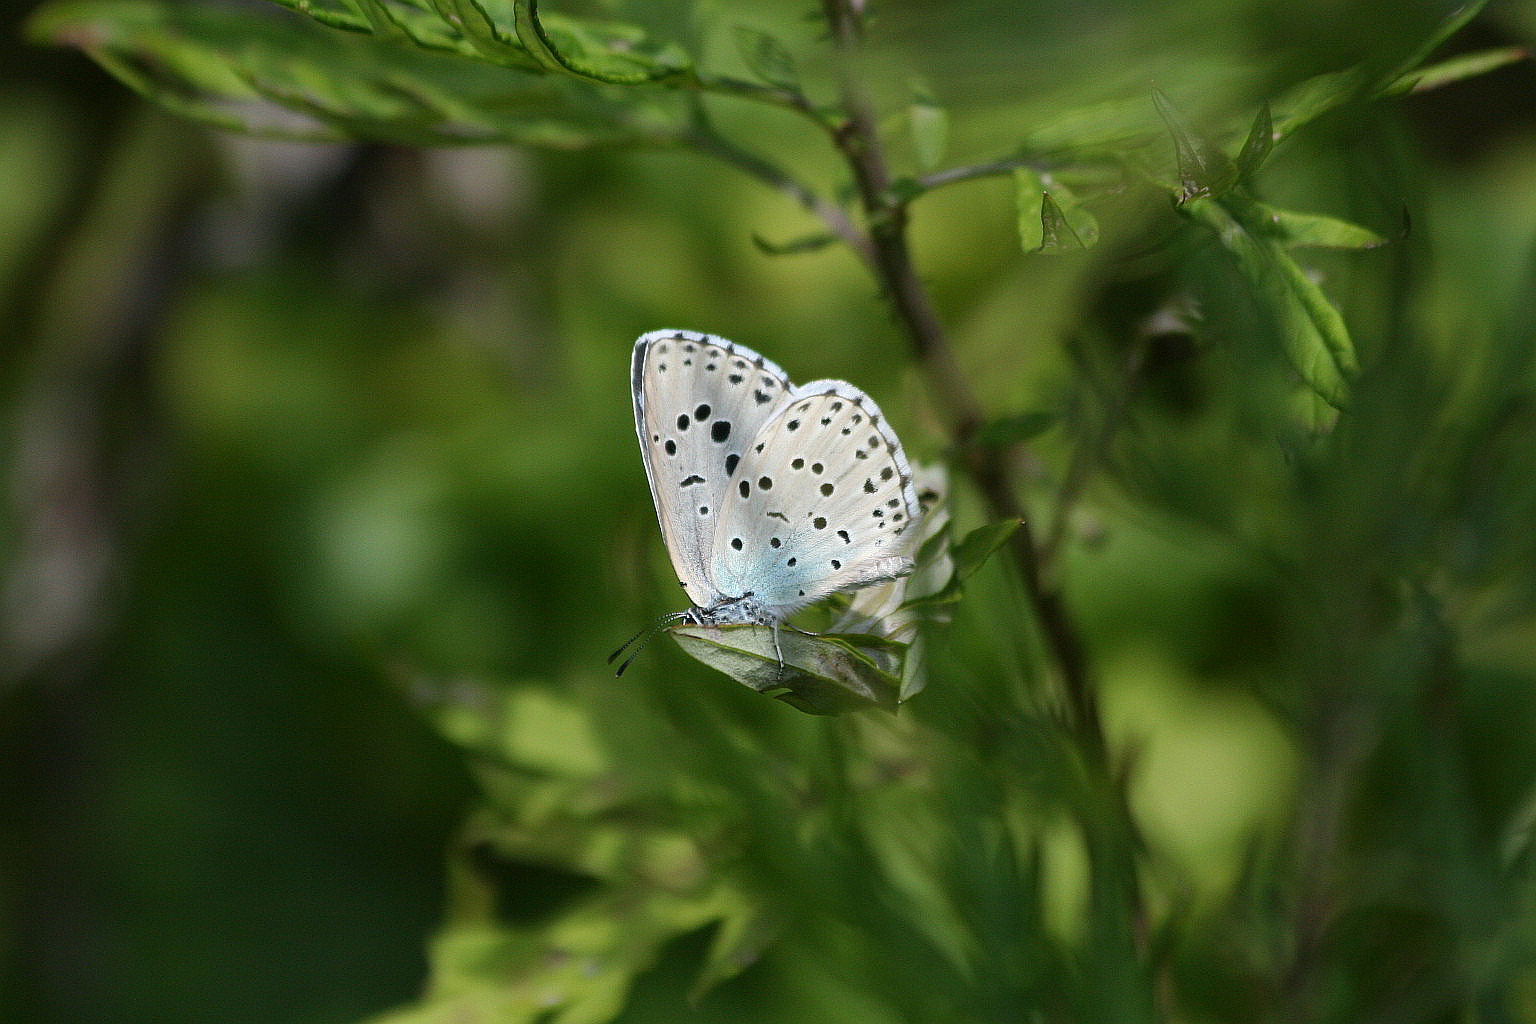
[11,1,1536,1023]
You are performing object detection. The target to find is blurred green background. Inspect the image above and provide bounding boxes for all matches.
[5,0,1536,1022]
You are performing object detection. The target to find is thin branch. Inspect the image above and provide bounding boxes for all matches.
[915,155,1050,191]
[818,0,1105,758]
[684,114,874,265]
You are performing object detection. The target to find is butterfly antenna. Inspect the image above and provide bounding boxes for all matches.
[609,611,689,676]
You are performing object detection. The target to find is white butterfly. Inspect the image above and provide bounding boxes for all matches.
[613,329,920,673]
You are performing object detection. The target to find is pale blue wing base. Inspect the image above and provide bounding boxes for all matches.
[709,380,920,617]
[631,330,793,607]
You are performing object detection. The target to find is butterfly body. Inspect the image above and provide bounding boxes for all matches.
[629,329,920,636]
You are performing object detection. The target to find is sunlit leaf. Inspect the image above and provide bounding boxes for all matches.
[1395,46,1530,94]
[1238,199,1388,250]
[26,0,679,145]
[908,82,949,171]
[1015,167,1099,253]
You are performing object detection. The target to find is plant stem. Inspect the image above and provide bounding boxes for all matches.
[684,114,873,263]
[818,0,1105,759]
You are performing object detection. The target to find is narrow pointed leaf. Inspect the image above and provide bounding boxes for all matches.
[1153,87,1236,202]
[751,231,838,256]
[1395,47,1530,94]
[1236,102,1274,181]
[1015,168,1099,253]
[1243,200,1389,250]
[951,519,1022,583]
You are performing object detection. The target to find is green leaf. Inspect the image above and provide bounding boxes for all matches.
[689,903,782,1003]
[1394,46,1530,94]
[670,625,901,715]
[1270,1,1500,145]
[1015,168,1099,253]
[1383,0,1493,86]
[732,25,799,92]
[1269,64,1373,145]
[950,520,1021,584]
[512,0,693,85]
[1152,87,1237,202]
[907,82,949,171]
[1236,101,1274,181]
[27,0,680,146]
[1184,197,1358,407]
[751,231,838,256]
[970,411,1056,448]
[1241,200,1388,250]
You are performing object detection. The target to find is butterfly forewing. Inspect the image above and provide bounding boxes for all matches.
[710,380,920,615]
[631,330,793,605]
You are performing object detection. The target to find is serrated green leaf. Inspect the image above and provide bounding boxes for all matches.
[732,25,799,92]
[751,231,838,256]
[670,625,900,715]
[27,0,681,146]
[1015,168,1099,253]
[908,83,949,171]
[1153,87,1237,202]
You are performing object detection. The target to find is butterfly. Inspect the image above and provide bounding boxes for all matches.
[612,329,920,674]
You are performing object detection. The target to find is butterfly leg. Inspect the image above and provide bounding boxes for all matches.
[771,621,785,671]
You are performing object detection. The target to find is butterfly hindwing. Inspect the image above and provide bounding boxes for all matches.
[710,380,920,615]
[631,330,793,606]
